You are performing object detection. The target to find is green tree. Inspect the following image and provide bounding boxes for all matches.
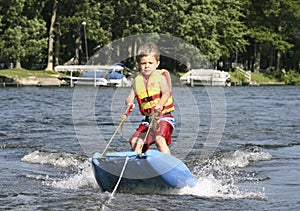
[54,0,114,65]
[45,0,57,70]
[179,0,220,63]
[1,0,299,73]
[107,0,169,66]
[215,0,249,65]
[177,0,244,67]
[245,0,297,72]
[280,0,300,71]
[0,4,3,59]
[0,0,47,69]
[111,0,164,39]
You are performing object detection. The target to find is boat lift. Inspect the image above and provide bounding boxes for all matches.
[54,65,124,87]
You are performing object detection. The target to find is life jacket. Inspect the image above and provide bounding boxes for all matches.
[134,69,175,116]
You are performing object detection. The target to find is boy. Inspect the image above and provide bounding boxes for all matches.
[125,43,175,154]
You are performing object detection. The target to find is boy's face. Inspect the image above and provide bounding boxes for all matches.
[138,55,160,77]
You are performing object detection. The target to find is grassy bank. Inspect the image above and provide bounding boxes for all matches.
[0,69,64,79]
[229,69,300,85]
[230,71,280,84]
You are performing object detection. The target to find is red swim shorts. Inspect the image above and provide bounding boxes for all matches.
[129,117,174,153]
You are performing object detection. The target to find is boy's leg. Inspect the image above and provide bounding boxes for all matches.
[129,123,153,153]
[130,137,145,153]
[155,135,170,154]
[155,120,173,154]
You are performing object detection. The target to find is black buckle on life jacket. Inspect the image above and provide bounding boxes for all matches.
[140,96,153,103]
[146,96,153,102]
[140,93,161,103]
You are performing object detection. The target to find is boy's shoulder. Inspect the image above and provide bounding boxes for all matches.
[157,69,170,74]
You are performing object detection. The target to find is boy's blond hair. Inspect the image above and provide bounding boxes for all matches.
[137,42,160,62]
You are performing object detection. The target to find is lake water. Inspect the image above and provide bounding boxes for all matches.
[0,85,299,210]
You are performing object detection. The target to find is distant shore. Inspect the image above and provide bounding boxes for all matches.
[0,69,66,87]
[1,68,299,87]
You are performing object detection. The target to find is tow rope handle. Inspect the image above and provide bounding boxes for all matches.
[151,108,162,119]
[151,108,161,132]
[120,104,134,136]
[121,104,133,120]
[144,108,160,137]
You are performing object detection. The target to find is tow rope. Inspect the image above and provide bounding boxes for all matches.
[100,105,133,158]
[139,109,160,152]
[110,156,129,198]
[101,156,129,210]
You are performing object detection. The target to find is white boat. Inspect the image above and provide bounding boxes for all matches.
[73,76,109,86]
[180,69,231,86]
[74,70,131,87]
[54,64,132,87]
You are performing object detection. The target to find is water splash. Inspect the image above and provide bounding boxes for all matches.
[21,150,81,168]
[21,150,99,189]
[177,148,270,200]
[45,159,99,189]
[220,147,272,168]
[177,174,265,200]
[21,147,271,199]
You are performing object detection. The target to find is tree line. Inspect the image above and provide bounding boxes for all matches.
[0,0,299,73]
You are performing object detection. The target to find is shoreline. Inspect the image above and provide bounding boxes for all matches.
[0,69,295,87]
[0,78,290,88]
[0,77,67,87]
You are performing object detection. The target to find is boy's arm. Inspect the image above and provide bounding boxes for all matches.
[125,88,135,111]
[155,72,172,112]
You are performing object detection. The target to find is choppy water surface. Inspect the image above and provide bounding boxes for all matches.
[0,85,299,210]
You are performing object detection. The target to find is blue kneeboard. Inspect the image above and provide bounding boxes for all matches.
[92,150,196,192]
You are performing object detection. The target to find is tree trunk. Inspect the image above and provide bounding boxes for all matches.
[75,36,82,64]
[45,0,57,70]
[276,25,282,71]
[276,50,281,71]
[15,59,22,69]
[254,43,261,72]
[54,27,60,66]
[269,49,273,71]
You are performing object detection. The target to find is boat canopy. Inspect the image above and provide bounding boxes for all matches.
[81,71,124,79]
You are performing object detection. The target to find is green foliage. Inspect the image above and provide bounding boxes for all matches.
[248,70,300,85]
[0,0,299,74]
[180,0,221,62]
[0,0,47,68]
[250,71,279,83]
[230,70,249,83]
[245,0,300,71]
[215,0,249,57]
[281,69,300,85]
[56,0,114,62]
[0,68,63,78]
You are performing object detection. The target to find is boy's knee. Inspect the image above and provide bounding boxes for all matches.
[155,136,166,145]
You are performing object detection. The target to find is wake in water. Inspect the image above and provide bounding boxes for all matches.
[21,150,99,189]
[178,147,272,200]
[21,147,271,200]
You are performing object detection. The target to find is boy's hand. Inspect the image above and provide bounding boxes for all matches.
[154,103,163,113]
[126,103,135,112]
[153,108,162,120]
